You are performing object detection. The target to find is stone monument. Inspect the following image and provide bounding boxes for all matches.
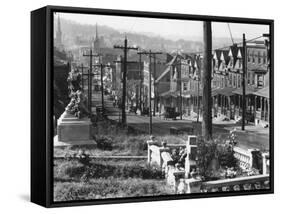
[54,69,95,146]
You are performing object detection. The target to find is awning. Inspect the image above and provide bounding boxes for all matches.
[212,87,236,97]
[252,86,269,98]
[160,90,201,98]
[233,86,258,95]
[160,90,173,98]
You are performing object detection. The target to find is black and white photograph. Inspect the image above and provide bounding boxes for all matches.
[52,11,272,202]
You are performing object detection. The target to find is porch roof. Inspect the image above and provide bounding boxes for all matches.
[159,89,202,98]
[233,86,259,95]
[212,87,236,97]
[252,86,269,98]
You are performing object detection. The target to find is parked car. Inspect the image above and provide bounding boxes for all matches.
[163,107,180,120]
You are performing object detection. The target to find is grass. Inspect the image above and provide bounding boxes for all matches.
[53,119,188,201]
[54,159,172,201]
[54,178,174,201]
[54,134,187,158]
[54,159,164,182]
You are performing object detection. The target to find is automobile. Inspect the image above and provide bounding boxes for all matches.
[141,107,149,116]
[163,107,180,120]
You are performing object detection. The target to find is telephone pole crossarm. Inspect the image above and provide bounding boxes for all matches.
[113,37,138,124]
[137,50,162,135]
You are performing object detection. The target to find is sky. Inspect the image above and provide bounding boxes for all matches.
[57,12,269,42]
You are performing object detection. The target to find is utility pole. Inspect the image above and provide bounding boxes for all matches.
[77,63,87,90]
[153,53,157,116]
[174,56,183,120]
[83,49,99,114]
[179,60,183,120]
[242,34,247,131]
[138,50,162,135]
[202,21,212,140]
[93,59,109,113]
[196,55,201,123]
[114,36,138,124]
[138,53,143,112]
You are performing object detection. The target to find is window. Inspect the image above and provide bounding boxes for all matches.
[229,73,232,86]
[263,52,267,64]
[233,75,236,87]
[239,59,242,68]
[238,75,241,88]
[257,75,264,87]
[247,73,250,84]
[183,83,188,91]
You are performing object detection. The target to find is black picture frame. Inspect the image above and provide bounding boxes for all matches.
[31,5,274,208]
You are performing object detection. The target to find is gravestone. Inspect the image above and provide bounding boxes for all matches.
[54,111,95,146]
[185,135,198,178]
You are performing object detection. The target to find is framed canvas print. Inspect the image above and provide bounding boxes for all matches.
[31,5,274,207]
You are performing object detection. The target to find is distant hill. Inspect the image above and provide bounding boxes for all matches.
[55,18,240,54]
[55,18,203,53]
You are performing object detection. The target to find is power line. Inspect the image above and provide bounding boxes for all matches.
[227,23,235,45]
[184,35,264,56]
[114,36,138,124]
[137,50,162,135]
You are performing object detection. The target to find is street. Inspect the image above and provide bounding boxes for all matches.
[101,95,269,151]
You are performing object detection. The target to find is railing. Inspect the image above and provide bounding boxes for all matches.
[147,138,270,194]
[233,147,253,170]
[201,174,270,192]
[256,111,261,120]
[174,174,270,194]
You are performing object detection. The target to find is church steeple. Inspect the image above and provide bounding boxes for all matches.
[95,23,99,40]
[93,23,100,53]
[55,15,63,49]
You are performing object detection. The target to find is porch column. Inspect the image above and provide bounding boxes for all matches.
[267,98,270,122]
[238,95,241,115]
[254,95,257,119]
[261,96,264,120]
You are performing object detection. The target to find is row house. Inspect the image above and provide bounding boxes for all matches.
[212,41,269,126]
[157,54,203,118]
[157,40,269,126]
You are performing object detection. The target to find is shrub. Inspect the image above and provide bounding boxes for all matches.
[96,136,113,150]
[196,136,239,181]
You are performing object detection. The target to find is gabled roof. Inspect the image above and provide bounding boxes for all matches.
[220,50,230,64]
[213,50,222,60]
[237,47,244,59]
[228,45,239,68]
[155,65,170,83]
[228,45,239,58]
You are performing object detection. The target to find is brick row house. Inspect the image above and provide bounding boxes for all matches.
[156,41,269,126]
[212,41,269,126]
[157,54,203,118]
